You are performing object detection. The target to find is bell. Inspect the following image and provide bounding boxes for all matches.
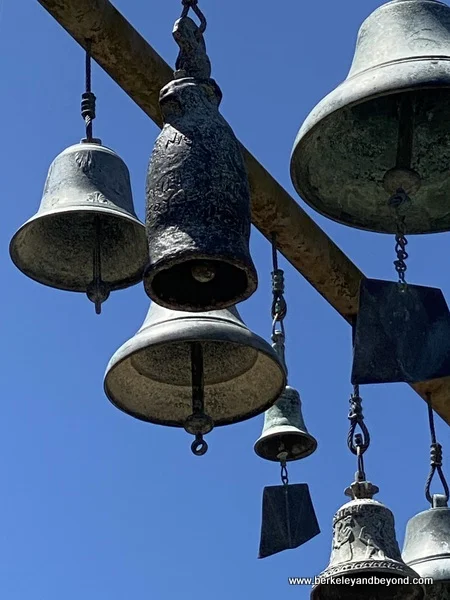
[311,480,425,599]
[104,302,286,429]
[10,141,148,312]
[291,0,450,234]
[254,386,317,462]
[402,494,450,599]
[144,16,257,312]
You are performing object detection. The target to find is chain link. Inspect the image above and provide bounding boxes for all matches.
[388,189,409,285]
[180,0,207,32]
[348,385,371,482]
[425,394,449,504]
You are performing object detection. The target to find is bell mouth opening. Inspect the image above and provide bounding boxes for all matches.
[145,259,256,311]
[255,432,317,462]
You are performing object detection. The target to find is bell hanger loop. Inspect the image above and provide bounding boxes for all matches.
[81,39,110,315]
[180,0,207,33]
[425,393,449,506]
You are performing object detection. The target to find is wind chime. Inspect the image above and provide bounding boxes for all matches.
[9,42,147,314]
[255,237,319,559]
[104,0,286,456]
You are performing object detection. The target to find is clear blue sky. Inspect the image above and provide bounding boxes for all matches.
[1,0,449,598]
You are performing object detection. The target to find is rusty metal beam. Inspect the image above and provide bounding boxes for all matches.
[36,0,450,426]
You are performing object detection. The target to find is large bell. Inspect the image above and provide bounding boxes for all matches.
[402,494,450,599]
[104,302,286,429]
[311,480,425,599]
[254,386,317,462]
[144,16,257,312]
[10,141,148,310]
[291,0,450,234]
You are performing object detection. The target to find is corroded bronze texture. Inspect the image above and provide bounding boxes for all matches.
[10,141,147,292]
[144,16,257,312]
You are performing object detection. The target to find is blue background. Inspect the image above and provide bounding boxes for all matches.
[1,0,449,598]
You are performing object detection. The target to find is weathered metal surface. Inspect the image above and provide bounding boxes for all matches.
[144,16,257,312]
[254,386,317,462]
[311,480,425,599]
[352,279,450,384]
[403,495,450,600]
[35,0,450,427]
[259,483,320,559]
[104,302,286,428]
[9,141,147,292]
[292,0,450,235]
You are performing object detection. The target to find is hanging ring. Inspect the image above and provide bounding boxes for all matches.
[191,434,208,456]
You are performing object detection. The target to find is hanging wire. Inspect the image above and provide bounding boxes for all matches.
[347,384,371,482]
[425,393,449,505]
[81,40,96,142]
[180,0,207,32]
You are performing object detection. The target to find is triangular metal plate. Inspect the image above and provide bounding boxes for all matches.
[258,483,320,559]
[352,278,450,385]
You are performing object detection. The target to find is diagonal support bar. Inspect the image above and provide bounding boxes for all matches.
[36,0,450,426]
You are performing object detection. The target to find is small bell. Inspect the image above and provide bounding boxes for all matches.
[311,480,425,599]
[351,278,450,384]
[254,386,317,462]
[291,0,450,234]
[104,302,286,446]
[10,141,148,312]
[144,12,257,312]
[402,494,450,599]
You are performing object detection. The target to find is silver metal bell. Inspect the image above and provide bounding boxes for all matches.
[402,494,450,599]
[311,480,425,599]
[104,303,286,429]
[291,0,450,235]
[254,386,317,462]
[10,141,148,311]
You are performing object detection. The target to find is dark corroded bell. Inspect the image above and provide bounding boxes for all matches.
[402,494,450,599]
[144,16,257,312]
[352,278,450,385]
[311,480,425,599]
[291,0,450,234]
[10,141,148,313]
[254,386,317,462]
[104,302,286,429]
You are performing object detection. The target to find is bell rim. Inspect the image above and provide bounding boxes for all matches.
[253,427,318,462]
[103,322,287,428]
[313,559,426,583]
[143,254,258,313]
[291,58,450,235]
[9,207,148,292]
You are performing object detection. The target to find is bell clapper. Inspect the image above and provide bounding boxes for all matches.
[191,262,216,283]
[425,393,449,506]
[86,216,110,314]
[185,342,214,456]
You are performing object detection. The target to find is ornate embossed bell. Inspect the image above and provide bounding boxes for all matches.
[104,302,286,434]
[311,480,425,599]
[254,385,317,462]
[10,141,148,312]
[402,494,450,599]
[291,0,450,235]
[144,13,257,312]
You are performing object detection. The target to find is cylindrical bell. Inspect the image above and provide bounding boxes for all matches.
[104,303,286,428]
[10,141,148,296]
[311,480,425,599]
[291,0,450,234]
[402,494,450,599]
[144,18,257,312]
[254,386,317,462]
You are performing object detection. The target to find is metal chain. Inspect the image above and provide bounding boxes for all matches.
[388,190,409,285]
[425,393,449,505]
[180,0,207,32]
[81,40,96,142]
[348,385,371,482]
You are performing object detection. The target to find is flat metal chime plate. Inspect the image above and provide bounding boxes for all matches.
[258,483,320,559]
[352,278,450,385]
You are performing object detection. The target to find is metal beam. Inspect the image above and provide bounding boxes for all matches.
[36,0,450,426]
